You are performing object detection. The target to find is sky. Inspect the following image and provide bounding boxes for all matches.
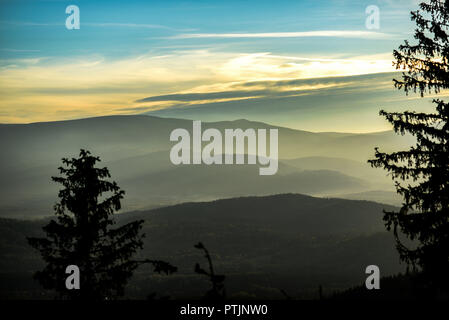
[0,0,442,132]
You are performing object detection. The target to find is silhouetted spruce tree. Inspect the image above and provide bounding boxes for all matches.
[28,150,149,300]
[369,0,449,293]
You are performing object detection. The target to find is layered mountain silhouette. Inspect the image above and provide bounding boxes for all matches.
[0,115,413,217]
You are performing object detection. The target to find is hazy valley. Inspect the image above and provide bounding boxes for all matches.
[0,115,412,218]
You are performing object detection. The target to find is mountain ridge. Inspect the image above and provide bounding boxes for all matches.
[0,192,403,299]
[0,114,394,136]
[0,115,411,218]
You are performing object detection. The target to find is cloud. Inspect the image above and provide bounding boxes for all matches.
[135,79,355,105]
[0,20,55,27]
[143,72,436,133]
[135,72,395,107]
[0,50,396,123]
[83,22,193,32]
[136,90,266,103]
[169,30,395,40]
[85,22,171,29]
[0,20,188,31]
[0,48,41,53]
[215,52,395,81]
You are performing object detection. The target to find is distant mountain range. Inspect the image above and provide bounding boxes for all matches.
[0,115,413,217]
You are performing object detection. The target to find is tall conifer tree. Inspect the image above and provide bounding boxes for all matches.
[29,150,145,300]
[369,0,449,292]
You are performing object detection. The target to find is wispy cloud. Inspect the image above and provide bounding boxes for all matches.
[0,20,56,27]
[84,22,173,29]
[140,72,424,133]
[0,20,188,31]
[170,30,395,40]
[83,22,195,32]
[0,49,396,123]
[132,81,353,112]
[0,48,41,53]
